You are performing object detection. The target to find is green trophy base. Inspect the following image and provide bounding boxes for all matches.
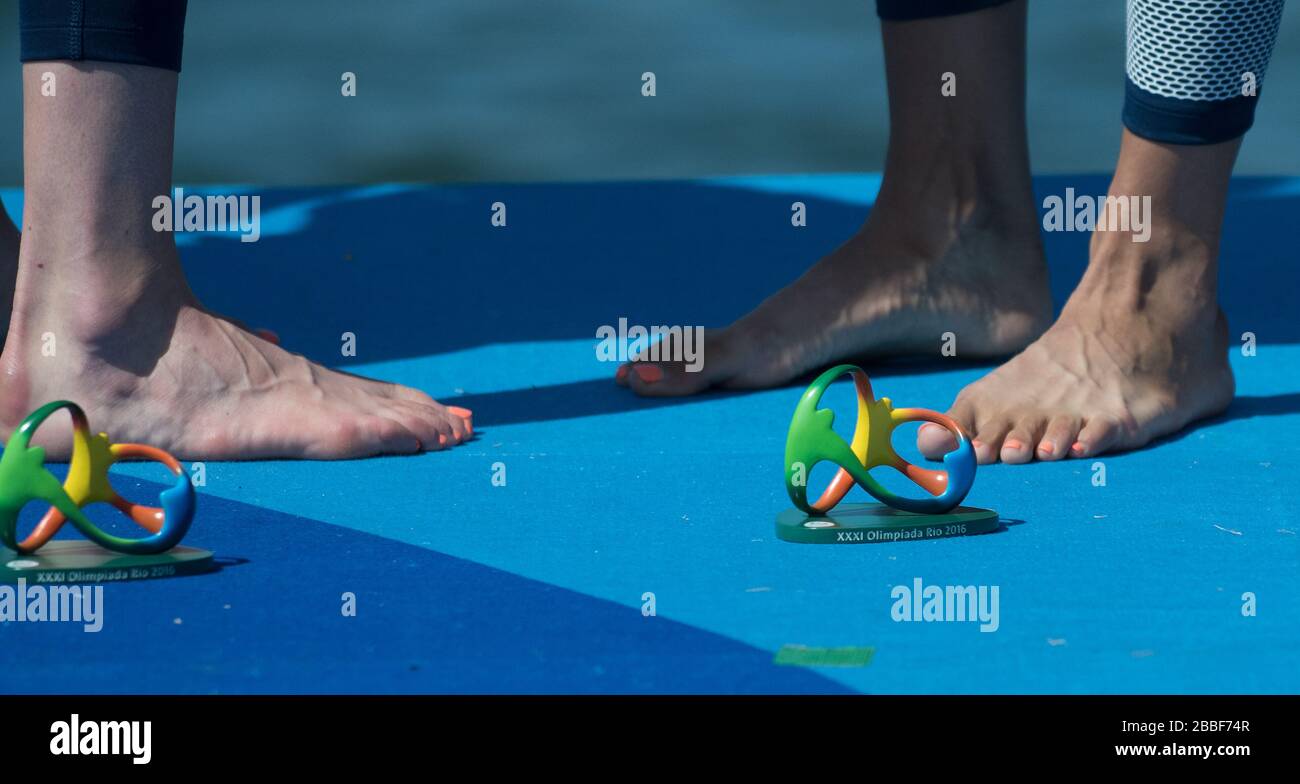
[0,540,215,583]
[776,503,999,544]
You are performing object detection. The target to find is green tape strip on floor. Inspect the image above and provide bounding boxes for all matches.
[774,644,875,668]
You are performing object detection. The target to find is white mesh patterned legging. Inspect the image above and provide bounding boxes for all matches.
[875,0,1286,145]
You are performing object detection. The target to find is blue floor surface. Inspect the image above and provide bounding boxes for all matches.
[0,174,1296,693]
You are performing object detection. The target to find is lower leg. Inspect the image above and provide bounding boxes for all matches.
[618,0,1049,395]
[920,0,1282,463]
[0,210,17,337]
[920,129,1237,463]
[0,210,16,257]
[2,61,471,458]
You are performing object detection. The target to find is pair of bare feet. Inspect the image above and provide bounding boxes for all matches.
[615,0,1239,467]
[616,131,1237,465]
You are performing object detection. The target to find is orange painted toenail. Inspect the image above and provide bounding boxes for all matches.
[438,434,448,447]
[1003,439,1024,452]
[633,364,663,383]
[448,406,472,418]
[1071,441,1086,456]
[971,439,983,448]
[1038,441,1055,455]
[616,365,629,382]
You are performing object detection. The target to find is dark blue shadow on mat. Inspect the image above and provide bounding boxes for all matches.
[452,357,1004,428]
[1,474,850,695]
[172,176,1300,367]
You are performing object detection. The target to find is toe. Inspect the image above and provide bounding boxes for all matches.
[615,364,630,386]
[382,392,473,446]
[447,405,473,435]
[999,436,1031,464]
[917,422,957,460]
[971,438,999,465]
[920,397,977,460]
[626,361,712,397]
[1037,414,1081,461]
[444,409,469,442]
[971,420,1010,465]
[394,401,449,449]
[1073,415,1124,458]
[628,363,664,393]
[417,418,456,452]
[1000,415,1048,465]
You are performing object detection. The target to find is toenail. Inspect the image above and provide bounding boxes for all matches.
[615,365,629,382]
[971,439,983,448]
[448,406,472,418]
[1071,441,1086,456]
[1003,439,1024,452]
[438,434,448,447]
[920,423,940,435]
[1038,441,1055,456]
[633,364,663,383]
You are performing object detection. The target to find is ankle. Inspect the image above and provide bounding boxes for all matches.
[13,242,193,350]
[874,151,1038,252]
[20,184,176,263]
[863,189,1044,280]
[1078,231,1219,326]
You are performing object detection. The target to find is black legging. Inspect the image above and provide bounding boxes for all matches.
[19,0,188,72]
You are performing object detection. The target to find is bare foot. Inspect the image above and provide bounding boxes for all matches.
[917,230,1234,464]
[919,131,1243,464]
[4,59,469,460]
[617,0,1048,396]
[616,198,1051,396]
[0,246,473,461]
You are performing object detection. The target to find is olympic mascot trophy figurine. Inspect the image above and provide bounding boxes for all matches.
[0,401,212,582]
[777,365,998,543]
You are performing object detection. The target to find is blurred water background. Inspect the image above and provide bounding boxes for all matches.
[0,0,1296,185]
